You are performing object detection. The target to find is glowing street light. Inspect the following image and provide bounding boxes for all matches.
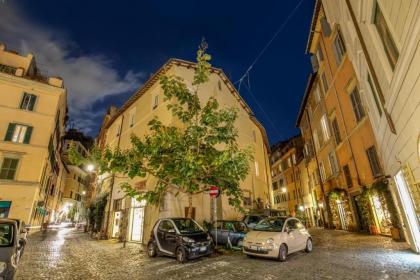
[86,164,95,172]
[318,202,324,208]
[281,187,287,193]
[298,205,305,211]
[82,191,86,195]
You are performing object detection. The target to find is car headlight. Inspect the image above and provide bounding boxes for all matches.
[0,261,6,273]
[266,238,274,244]
[182,236,195,243]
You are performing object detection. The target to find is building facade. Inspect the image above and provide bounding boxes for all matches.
[270,135,316,227]
[318,0,420,253]
[0,43,67,227]
[96,59,272,243]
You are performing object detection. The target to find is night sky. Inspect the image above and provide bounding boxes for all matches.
[0,0,315,144]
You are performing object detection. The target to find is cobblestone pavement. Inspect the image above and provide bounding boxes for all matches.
[15,228,420,280]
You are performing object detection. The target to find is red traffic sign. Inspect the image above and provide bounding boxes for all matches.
[209,185,220,198]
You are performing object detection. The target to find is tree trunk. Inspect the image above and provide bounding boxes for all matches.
[187,193,193,218]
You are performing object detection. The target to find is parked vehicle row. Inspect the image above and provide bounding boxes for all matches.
[147,214,312,263]
[0,219,28,280]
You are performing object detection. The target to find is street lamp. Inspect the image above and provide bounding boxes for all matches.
[82,191,86,195]
[86,164,95,172]
[298,205,304,211]
[281,187,287,193]
[318,202,324,208]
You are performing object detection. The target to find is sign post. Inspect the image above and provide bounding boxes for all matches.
[209,186,220,249]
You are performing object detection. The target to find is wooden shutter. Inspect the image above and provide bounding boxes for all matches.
[19,93,28,109]
[4,123,16,141]
[23,126,33,144]
[28,95,37,111]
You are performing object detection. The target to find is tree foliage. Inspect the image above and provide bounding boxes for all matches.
[70,42,252,216]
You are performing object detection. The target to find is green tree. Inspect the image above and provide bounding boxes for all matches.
[70,42,252,217]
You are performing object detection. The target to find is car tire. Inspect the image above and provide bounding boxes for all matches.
[304,238,313,253]
[278,243,287,262]
[147,242,157,258]
[176,246,187,263]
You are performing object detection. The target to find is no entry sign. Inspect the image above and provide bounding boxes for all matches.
[209,185,220,198]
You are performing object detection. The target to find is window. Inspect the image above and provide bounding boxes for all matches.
[279,178,284,187]
[343,164,353,188]
[367,74,382,116]
[0,64,17,75]
[0,158,19,180]
[70,191,73,199]
[332,29,346,65]
[319,161,326,181]
[129,109,136,127]
[350,87,365,122]
[328,151,339,175]
[153,95,159,110]
[331,118,341,144]
[158,220,175,232]
[366,146,382,177]
[321,115,330,141]
[316,45,324,62]
[4,123,33,144]
[272,181,278,190]
[374,3,399,70]
[321,73,328,94]
[0,201,12,218]
[313,131,320,152]
[19,93,37,111]
[314,86,321,104]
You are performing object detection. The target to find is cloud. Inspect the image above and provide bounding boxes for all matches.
[0,2,143,135]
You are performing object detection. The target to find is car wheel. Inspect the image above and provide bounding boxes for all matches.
[278,243,287,262]
[305,238,313,253]
[147,242,157,257]
[236,239,243,247]
[176,247,187,263]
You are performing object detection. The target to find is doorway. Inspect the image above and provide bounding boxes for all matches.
[394,171,420,252]
[337,201,348,230]
[130,198,146,242]
[112,211,122,238]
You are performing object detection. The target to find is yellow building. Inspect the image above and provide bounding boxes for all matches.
[96,59,272,242]
[0,43,67,227]
[270,135,316,227]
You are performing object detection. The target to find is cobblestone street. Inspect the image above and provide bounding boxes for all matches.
[15,228,419,280]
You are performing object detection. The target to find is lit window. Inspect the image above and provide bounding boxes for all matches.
[255,161,259,176]
[4,123,33,144]
[321,115,330,141]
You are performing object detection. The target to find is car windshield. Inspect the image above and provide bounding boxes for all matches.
[0,223,13,247]
[254,218,286,232]
[173,219,203,234]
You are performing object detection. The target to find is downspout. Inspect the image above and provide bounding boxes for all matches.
[104,115,124,239]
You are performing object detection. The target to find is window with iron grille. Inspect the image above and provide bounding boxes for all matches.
[350,87,365,122]
[0,64,17,75]
[366,146,382,177]
[272,181,278,190]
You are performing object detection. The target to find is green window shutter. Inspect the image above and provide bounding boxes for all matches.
[28,95,37,111]
[23,126,33,144]
[4,123,16,141]
[19,93,28,109]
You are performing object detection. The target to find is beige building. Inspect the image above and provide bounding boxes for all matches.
[96,59,272,243]
[320,0,420,253]
[0,43,67,226]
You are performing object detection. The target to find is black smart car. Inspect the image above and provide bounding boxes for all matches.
[147,218,213,263]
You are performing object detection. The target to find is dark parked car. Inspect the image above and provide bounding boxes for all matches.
[209,220,248,248]
[147,218,213,263]
[0,219,25,280]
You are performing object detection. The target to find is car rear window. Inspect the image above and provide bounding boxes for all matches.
[0,224,13,246]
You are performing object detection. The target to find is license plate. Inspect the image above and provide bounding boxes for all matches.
[200,246,207,252]
[250,245,258,250]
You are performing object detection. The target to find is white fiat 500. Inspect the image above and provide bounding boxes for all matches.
[243,217,312,261]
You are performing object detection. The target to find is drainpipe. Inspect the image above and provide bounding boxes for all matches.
[104,115,124,239]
